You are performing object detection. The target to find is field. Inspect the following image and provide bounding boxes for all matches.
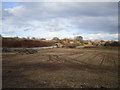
[2,48,118,88]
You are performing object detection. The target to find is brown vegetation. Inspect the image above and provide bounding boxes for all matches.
[17,49,38,55]
[1,36,119,48]
[2,37,55,48]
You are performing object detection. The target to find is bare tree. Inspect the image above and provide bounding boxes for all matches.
[32,37,36,40]
[40,38,46,40]
[52,37,60,43]
[74,36,83,44]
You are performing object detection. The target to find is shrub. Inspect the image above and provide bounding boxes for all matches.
[84,46,96,48]
[104,41,120,47]
[64,43,79,48]
[2,48,12,52]
[17,49,38,54]
[76,46,85,49]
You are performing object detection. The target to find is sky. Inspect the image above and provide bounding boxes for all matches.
[1,2,118,40]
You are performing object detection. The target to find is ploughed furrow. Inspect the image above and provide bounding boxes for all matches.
[82,52,101,64]
[99,54,106,66]
[74,52,94,62]
[72,51,103,64]
[108,54,118,67]
[97,51,118,67]
[58,51,99,65]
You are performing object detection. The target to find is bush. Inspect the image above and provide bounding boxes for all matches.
[17,49,38,54]
[84,46,96,48]
[76,46,85,49]
[2,48,12,52]
[64,43,79,48]
[104,41,120,47]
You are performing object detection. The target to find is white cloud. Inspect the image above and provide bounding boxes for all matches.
[84,33,118,40]
[2,2,118,40]
[4,6,25,17]
[2,29,15,33]
[2,0,119,2]
[40,32,57,39]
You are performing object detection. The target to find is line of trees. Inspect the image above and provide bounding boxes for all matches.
[1,34,120,47]
[103,41,120,47]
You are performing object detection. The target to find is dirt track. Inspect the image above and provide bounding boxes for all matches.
[2,48,118,88]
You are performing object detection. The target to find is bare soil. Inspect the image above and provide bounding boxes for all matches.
[2,48,118,88]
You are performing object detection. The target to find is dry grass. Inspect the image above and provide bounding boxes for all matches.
[2,38,55,48]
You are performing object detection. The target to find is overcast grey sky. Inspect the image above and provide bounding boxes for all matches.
[1,2,118,40]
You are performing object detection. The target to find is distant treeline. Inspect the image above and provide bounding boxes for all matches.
[2,37,55,48]
[1,36,120,48]
[103,41,120,47]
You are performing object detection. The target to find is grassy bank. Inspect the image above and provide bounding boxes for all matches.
[2,37,55,48]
